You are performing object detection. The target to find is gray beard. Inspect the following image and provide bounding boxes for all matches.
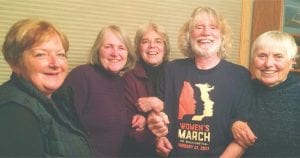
[191,43,220,57]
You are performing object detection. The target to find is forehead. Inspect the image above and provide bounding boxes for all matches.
[193,12,217,25]
[30,34,62,49]
[142,30,162,39]
[102,30,122,43]
[255,46,287,55]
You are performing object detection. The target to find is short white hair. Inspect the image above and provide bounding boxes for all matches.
[251,30,298,60]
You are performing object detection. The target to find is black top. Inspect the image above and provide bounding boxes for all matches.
[158,58,253,157]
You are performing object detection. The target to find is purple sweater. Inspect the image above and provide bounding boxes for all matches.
[64,64,129,157]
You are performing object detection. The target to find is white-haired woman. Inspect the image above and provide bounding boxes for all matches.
[222,30,300,158]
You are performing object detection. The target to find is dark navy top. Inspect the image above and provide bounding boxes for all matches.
[158,58,253,157]
[244,73,300,157]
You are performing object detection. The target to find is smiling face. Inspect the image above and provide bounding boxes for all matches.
[13,35,68,98]
[190,12,222,57]
[99,30,128,74]
[139,30,165,67]
[252,47,293,87]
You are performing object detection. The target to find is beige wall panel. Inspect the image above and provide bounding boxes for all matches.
[0,0,242,84]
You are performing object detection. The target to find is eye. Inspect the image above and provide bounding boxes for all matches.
[274,54,286,62]
[210,25,217,29]
[256,53,266,59]
[195,25,203,30]
[155,39,163,44]
[119,46,126,51]
[33,51,46,57]
[141,39,150,44]
[103,45,112,49]
[274,54,283,59]
[57,52,66,58]
[35,53,45,57]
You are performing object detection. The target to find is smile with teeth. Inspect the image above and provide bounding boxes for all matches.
[198,39,213,43]
[45,72,61,76]
[262,70,277,75]
[109,59,120,63]
[147,51,159,55]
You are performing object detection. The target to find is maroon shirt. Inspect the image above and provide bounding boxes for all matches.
[124,63,153,118]
[64,64,129,157]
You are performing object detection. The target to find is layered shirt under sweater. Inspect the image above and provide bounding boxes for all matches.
[123,61,165,157]
[124,61,165,117]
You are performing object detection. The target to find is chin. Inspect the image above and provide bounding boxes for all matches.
[109,69,121,74]
[46,85,61,90]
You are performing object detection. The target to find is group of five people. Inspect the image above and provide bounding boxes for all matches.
[0,5,299,158]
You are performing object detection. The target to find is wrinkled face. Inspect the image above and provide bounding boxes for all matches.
[252,47,293,87]
[13,36,68,98]
[99,30,128,74]
[190,13,222,57]
[139,30,165,67]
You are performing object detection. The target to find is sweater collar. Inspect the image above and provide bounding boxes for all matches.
[10,73,87,136]
[253,72,297,91]
[11,73,54,105]
[131,61,166,80]
[93,64,122,78]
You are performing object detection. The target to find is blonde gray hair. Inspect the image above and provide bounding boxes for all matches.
[134,22,170,62]
[88,25,136,73]
[178,6,232,58]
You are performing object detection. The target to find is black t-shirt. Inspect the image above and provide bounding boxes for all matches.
[158,58,253,157]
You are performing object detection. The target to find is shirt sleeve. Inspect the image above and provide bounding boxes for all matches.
[124,72,140,111]
[0,103,44,156]
[235,73,254,121]
[63,67,89,118]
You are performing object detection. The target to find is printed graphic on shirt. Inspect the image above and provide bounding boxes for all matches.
[177,81,214,152]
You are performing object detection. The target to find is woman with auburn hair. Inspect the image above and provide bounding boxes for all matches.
[0,19,91,157]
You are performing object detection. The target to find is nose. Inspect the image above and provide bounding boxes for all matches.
[49,54,60,68]
[111,47,119,56]
[149,40,155,47]
[265,57,275,67]
[201,27,210,36]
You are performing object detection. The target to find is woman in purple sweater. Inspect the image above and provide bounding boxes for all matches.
[64,25,136,157]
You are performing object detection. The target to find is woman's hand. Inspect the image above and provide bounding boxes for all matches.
[132,114,146,131]
[147,111,169,137]
[232,120,257,148]
[156,136,173,157]
[137,97,164,112]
